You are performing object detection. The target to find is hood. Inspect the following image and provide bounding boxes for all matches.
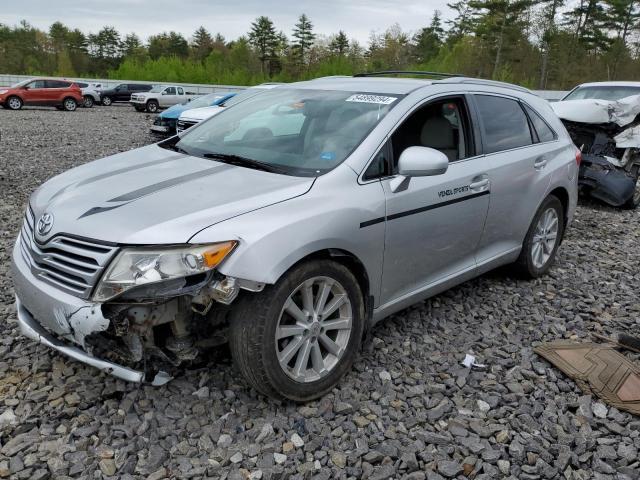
[30,144,314,244]
[551,94,640,127]
[180,105,225,122]
[159,102,191,119]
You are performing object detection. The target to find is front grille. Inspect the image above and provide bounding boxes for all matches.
[19,208,118,299]
[176,120,198,132]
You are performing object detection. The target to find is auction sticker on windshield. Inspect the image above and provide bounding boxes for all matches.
[346,94,398,105]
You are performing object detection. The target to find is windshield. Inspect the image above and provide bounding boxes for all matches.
[184,93,222,108]
[12,79,32,88]
[149,85,165,93]
[564,86,640,101]
[173,88,402,176]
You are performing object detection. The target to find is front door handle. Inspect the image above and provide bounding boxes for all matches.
[469,175,489,191]
[534,157,548,170]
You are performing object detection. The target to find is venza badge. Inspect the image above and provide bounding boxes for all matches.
[37,212,54,235]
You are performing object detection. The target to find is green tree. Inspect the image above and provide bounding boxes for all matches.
[414,11,445,63]
[192,26,214,60]
[329,30,349,55]
[248,16,278,74]
[292,14,315,65]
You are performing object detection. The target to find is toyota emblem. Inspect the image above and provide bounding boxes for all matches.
[37,213,54,236]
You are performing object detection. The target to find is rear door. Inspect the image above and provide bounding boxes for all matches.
[45,80,71,104]
[377,95,490,305]
[471,94,555,265]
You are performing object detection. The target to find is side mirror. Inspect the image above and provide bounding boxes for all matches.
[391,146,449,192]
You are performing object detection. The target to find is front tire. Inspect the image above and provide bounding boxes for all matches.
[62,98,77,111]
[6,96,23,110]
[146,100,159,113]
[513,195,564,278]
[83,95,94,108]
[229,260,365,401]
[101,96,112,106]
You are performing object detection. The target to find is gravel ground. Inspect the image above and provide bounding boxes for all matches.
[1,105,639,480]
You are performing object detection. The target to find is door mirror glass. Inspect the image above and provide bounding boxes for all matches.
[397,146,448,177]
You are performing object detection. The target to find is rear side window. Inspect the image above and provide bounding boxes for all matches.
[523,104,556,143]
[77,82,88,88]
[177,87,184,95]
[46,80,71,88]
[475,95,532,154]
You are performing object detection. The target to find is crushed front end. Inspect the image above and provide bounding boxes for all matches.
[553,97,640,208]
[11,208,259,384]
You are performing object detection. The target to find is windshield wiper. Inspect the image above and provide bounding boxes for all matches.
[160,141,191,155]
[202,153,286,174]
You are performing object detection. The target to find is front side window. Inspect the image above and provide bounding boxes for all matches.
[173,88,402,176]
[28,80,46,89]
[391,97,472,168]
[165,87,176,95]
[475,95,533,154]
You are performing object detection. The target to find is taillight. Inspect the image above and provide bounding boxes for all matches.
[575,147,582,166]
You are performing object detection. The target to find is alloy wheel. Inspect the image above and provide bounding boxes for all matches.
[275,276,353,383]
[531,207,559,269]
[64,99,76,111]
[8,97,21,110]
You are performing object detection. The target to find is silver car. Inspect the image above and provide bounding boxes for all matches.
[11,74,578,401]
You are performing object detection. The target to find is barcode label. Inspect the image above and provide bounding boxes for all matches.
[346,94,398,105]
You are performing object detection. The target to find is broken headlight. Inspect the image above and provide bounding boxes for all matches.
[93,241,237,302]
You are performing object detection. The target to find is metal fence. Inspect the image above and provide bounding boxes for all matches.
[0,74,246,94]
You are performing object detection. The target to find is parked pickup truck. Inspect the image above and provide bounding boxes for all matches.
[131,85,200,113]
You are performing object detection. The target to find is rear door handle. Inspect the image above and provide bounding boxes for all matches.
[534,157,548,170]
[469,175,489,191]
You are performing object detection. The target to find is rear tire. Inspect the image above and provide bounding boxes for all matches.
[146,100,159,113]
[83,95,94,108]
[229,260,365,401]
[101,96,112,106]
[513,195,564,278]
[6,96,22,110]
[62,97,77,111]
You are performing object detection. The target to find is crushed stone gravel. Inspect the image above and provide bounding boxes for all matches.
[1,105,640,479]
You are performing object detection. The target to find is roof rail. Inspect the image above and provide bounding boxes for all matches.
[354,70,465,79]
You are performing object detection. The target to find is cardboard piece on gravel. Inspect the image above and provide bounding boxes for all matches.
[535,341,640,416]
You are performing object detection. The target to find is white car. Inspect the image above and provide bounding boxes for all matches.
[130,85,200,113]
[75,82,101,108]
[176,84,281,133]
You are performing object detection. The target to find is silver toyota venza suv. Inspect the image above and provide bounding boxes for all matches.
[12,73,579,401]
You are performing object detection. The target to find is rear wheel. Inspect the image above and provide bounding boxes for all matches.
[146,100,159,113]
[513,195,564,278]
[62,97,77,111]
[229,260,365,401]
[83,95,94,108]
[101,96,112,106]
[6,96,22,110]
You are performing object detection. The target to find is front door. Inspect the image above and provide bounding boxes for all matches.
[23,80,47,105]
[379,96,490,305]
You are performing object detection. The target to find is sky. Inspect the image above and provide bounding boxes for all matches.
[4,0,452,45]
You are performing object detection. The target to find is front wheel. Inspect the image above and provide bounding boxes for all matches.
[62,98,77,111]
[229,260,365,401]
[146,100,159,113]
[83,95,94,108]
[101,96,112,106]
[513,195,564,278]
[6,96,23,110]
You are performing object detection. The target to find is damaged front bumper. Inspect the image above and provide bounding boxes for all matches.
[11,238,171,384]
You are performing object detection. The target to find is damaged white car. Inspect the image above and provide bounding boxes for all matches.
[552,82,640,208]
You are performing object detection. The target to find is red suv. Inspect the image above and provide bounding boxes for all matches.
[0,78,83,111]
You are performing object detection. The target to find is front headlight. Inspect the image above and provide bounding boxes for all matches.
[93,241,237,301]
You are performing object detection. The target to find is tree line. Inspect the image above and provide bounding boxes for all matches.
[1,0,640,89]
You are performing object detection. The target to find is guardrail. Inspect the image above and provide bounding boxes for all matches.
[0,74,247,94]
